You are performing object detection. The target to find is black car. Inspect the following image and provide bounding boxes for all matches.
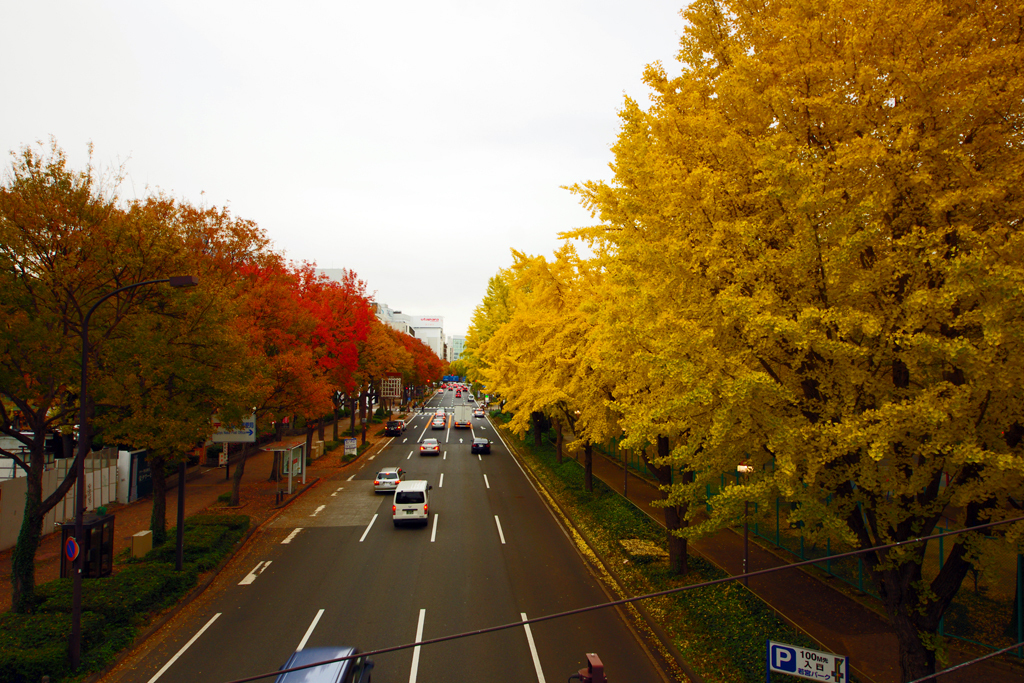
[384,420,403,436]
[471,437,491,454]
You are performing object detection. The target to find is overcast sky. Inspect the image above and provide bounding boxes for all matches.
[1,1,685,336]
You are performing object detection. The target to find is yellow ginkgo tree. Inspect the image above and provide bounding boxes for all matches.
[570,0,1024,680]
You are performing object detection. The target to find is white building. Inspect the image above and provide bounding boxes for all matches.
[446,335,465,362]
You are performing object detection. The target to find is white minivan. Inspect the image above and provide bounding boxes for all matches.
[392,480,432,527]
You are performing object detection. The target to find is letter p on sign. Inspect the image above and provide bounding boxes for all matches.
[771,644,796,672]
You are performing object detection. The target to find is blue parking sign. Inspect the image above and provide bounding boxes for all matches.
[770,643,797,673]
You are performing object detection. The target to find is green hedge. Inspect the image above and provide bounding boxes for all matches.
[0,514,249,683]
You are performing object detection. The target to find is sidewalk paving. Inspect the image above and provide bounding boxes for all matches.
[579,447,1022,683]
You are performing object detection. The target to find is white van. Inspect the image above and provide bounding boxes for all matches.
[393,480,432,527]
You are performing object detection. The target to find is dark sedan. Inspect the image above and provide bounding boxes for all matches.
[471,437,491,454]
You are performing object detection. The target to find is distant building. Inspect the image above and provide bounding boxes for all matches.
[446,335,465,362]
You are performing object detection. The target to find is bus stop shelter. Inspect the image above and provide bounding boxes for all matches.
[262,437,306,496]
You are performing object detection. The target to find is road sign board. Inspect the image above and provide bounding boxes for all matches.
[768,641,848,683]
[382,376,402,399]
[212,413,256,443]
[65,537,80,562]
[343,438,357,456]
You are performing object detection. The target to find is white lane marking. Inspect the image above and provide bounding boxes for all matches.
[443,451,447,460]
[347,475,356,481]
[368,455,375,461]
[146,613,221,683]
[403,437,408,443]
[409,608,426,683]
[495,516,506,544]
[521,613,547,683]
[478,454,482,461]
[359,514,378,542]
[281,528,303,544]
[336,487,344,491]
[238,561,272,585]
[431,514,439,543]
[439,473,444,488]
[310,505,326,517]
[484,474,490,489]
[296,608,325,651]
[408,450,413,460]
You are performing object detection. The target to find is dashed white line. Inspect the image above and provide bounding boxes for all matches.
[484,474,490,489]
[478,454,482,461]
[360,514,378,542]
[408,450,413,460]
[409,608,426,683]
[431,514,439,543]
[368,455,375,461]
[146,613,221,683]
[494,516,506,544]
[238,561,272,585]
[439,473,444,488]
[281,528,303,544]
[347,475,356,481]
[521,613,547,683]
[296,609,325,651]
[310,505,326,517]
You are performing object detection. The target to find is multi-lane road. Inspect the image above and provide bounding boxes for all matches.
[106,389,667,683]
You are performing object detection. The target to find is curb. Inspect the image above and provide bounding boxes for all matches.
[494,423,699,683]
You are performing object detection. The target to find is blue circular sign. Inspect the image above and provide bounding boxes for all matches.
[65,537,80,562]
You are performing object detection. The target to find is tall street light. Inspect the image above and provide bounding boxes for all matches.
[737,461,754,587]
[70,275,198,669]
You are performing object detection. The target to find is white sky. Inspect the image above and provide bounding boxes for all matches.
[1,1,686,336]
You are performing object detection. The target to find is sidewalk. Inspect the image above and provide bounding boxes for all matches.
[578,447,1022,683]
[0,410,399,615]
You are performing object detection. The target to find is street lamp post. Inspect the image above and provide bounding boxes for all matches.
[737,462,754,587]
[70,275,198,669]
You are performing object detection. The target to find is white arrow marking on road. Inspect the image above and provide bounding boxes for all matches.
[360,514,378,542]
[495,516,506,544]
[484,474,490,489]
[310,505,325,517]
[409,609,426,683]
[238,561,272,585]
[281,528,303,544]
[431,514,439,543]
[521,613,547,683]
[146,612,221,683]
[296,608,325,651]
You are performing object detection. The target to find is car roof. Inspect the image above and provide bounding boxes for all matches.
[277,646,357,682]
[395,479,430,491]
[473,437,489,443]
[422,438,438,443]
[377,467,401,474]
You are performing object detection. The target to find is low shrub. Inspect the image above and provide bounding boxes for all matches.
[0,515,249,683]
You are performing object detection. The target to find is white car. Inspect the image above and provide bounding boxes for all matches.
[373,467,404,493]
[393,480,432,527]
[431,416,446,430]
[419,438,440,455]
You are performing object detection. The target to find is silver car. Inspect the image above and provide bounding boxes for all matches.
[374,467,405,493]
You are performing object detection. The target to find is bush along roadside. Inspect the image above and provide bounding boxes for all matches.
[499,422,822,683]
[0,514,250,683]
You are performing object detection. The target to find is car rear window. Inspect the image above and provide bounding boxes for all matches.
[395,492,424,504]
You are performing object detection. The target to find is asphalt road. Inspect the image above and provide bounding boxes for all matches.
[108,389,666,683]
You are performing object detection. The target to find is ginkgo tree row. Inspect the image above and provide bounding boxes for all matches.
[0,140,443,613]
[464,1,1024,681]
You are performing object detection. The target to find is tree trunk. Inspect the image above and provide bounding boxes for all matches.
[584,441,593,492]
[11,469,43,613]
[533,412,543,448]
[650,436,690,575]
[229,443,252,506]
[554,419,564,464]
[305,424,315,464]
[268,452,281,482]
[349,396,357,436]
[332,409,339,442]
[317,417,325,442]
[150,455,168,546]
